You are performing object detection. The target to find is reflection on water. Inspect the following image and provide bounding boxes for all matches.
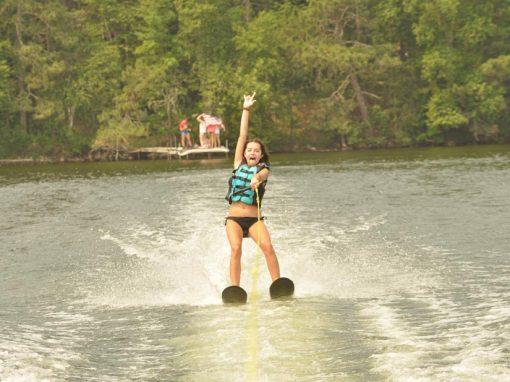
[0,145,509,381]
[1,144,508,185]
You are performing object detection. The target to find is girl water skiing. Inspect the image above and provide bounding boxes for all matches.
[225,92,281,287]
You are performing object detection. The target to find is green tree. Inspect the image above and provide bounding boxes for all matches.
[411,0,509,143]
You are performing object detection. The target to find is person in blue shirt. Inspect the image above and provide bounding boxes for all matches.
[225,92,281,286]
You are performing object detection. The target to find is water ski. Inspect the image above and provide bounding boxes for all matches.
[222,286,247,304]
[269,277,295,299]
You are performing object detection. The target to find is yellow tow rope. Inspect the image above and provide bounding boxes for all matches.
[245,187,262,381]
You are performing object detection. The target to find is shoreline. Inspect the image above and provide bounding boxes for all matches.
[1,143,508,166]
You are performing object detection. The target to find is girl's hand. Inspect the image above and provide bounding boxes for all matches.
[250,176,260,189]
[243,92,257,110]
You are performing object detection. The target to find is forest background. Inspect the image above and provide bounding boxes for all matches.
[0,0,509,159]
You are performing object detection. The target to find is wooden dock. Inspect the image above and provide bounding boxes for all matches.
[130,146,229,160]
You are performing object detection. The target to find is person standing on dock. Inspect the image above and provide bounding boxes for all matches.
[197,114,209,148]
[178,118,193,148]
[207,122,217,147]
[203,115,224,148]
[214,121,225,148]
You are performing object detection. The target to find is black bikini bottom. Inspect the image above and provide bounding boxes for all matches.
[225,216,265,238]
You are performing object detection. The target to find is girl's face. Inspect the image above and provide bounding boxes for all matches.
[244,142,262,166]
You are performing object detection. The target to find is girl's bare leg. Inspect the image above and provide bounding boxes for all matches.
[226,220,244,286]
[249,221,280,281]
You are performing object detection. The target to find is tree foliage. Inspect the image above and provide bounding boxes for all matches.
[0,0,508,158]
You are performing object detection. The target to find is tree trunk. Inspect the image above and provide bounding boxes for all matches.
[15,1,28,133]
[115,135,119,161]
[68,105,75,129]
[354,0,362,40]
[340,133,348,150]
[349,72,369,124]
[242,0,251,22]
[351,2,373,135]
[289,100,294,148]
[398,40,407,61]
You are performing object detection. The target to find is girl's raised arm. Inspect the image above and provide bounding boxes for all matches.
[234,92,256,168]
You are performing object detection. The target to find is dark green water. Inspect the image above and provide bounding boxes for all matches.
[1,145,508,184]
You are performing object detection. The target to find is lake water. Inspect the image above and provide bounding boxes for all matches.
[1,146,509,381]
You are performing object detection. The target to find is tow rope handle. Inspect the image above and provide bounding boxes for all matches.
[230,181,263,197]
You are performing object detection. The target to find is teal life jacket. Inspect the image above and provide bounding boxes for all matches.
[226,163,270,206]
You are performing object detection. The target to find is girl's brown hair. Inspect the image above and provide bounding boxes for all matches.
[242,138,270,164]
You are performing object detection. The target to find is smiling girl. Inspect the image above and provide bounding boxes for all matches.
[225,92,281,287]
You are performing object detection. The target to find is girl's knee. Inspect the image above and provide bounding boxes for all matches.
[231,247,242,258]
[259,241,274,255]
